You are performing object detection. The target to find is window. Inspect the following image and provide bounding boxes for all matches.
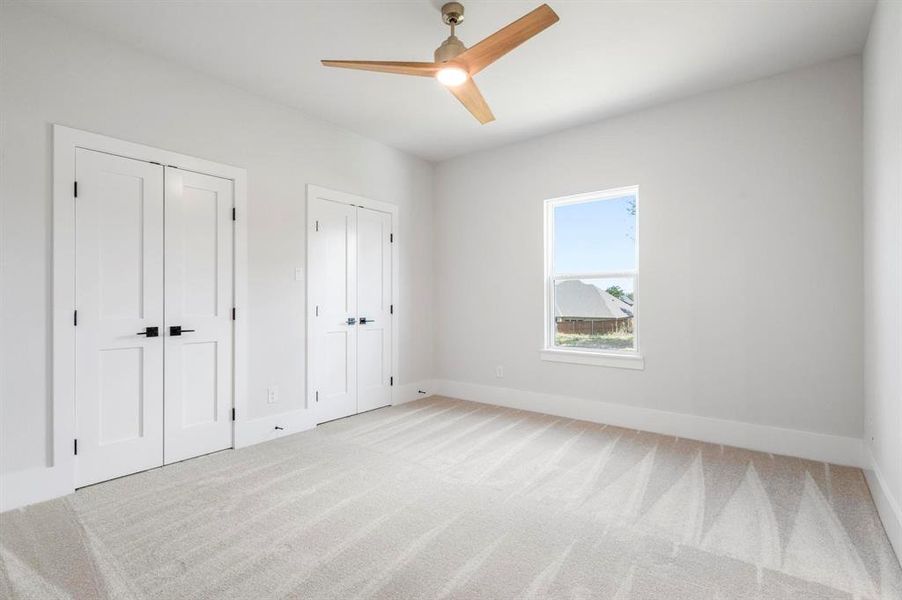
[542,186,643,369]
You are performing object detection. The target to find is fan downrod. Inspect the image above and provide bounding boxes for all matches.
[436,2,467,63]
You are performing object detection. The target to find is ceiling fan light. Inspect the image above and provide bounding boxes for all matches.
[436,66,468,87]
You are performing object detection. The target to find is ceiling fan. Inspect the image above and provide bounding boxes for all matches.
[321,3,559,124]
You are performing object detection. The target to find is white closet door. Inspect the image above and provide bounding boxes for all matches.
[164,168,234,464]
[356,207,393,412]
[309,196,358,423]
[74,149,164,487]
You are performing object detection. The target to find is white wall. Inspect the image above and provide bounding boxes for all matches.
[434,58,864,449]
[0,5,434,479]
[862,0,902,558]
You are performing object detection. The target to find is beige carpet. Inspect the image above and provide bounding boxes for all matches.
[1,396,899,599]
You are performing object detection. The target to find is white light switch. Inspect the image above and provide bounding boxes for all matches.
[295,267,304,282]
[267,386,279,404]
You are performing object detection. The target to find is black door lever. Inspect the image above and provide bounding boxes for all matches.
[137,326,159,337]
[169,325,196,336]
[359,317,374,324]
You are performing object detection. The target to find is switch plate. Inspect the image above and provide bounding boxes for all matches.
[267,386,279,404]
[295,267,304,282]
[495,366,504,378]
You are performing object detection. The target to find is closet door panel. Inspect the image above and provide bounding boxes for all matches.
[74,149,165,487]
[309,196,358,423]
[164,168,234,464]
[356,207,392,413]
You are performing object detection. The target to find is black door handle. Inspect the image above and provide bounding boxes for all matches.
[137,326,159,338]
[346,317,357,326]
[359,317,374,324]
[169,325,196,336]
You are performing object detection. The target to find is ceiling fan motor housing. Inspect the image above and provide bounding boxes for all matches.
[434,35,467,63]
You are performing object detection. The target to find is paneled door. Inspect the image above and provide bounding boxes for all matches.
[74,149,235,486]
[74,149,165,487]
[164,168,235,464]
[309,197,358,423]
[308,190,393,424]
[356,207,393,413]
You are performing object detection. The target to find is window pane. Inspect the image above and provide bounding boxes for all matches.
[554,277,636,352]
[553,195,636,274]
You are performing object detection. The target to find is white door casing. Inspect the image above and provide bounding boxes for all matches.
[74,149,165,487]
[356,207,393,413]
[164,168,235,464]
[309,197,358,423]
[44,126,247,509]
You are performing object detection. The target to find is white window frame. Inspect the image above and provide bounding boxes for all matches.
[541,185,644,370]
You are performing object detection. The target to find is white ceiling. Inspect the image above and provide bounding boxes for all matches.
[25,0,875,162]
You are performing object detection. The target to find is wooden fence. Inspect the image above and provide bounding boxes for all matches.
[556,317,633,335]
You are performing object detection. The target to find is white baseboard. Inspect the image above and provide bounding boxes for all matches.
[234,408,315,449]
[434,379,865,467]
[0,379,868,513]
[864,449,902,565]
[394,380,439,405]
[0,465,73,513]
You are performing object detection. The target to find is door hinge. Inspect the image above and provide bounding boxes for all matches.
[390,376,394,386]
[73,310,78,326]
[232,207,236,221]
[232,408,236,421]
[73,439,78,455]
[315,220,319,232]
[390,233,394,243]
[232,307,236,321]
[390,304,393,315]
[73,181,78,198]
[315,305,319,317]
[315,390,319,403]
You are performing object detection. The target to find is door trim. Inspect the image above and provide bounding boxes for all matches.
[52,125,248,490]
[305,184,400,412]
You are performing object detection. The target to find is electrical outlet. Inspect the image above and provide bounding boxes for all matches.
[267,385,279,404]
[495,366,504,378]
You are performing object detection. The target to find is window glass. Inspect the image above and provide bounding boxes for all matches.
[546,188,639,356]
[553,195,636,274]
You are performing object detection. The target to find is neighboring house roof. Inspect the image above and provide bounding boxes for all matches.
[554,280,634,320]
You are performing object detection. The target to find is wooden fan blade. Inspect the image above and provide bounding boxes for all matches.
[448,78,495,124]
[321,60,440,77]
[458,4,559,75]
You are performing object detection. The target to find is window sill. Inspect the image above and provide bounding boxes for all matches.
[540,349,645,370]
